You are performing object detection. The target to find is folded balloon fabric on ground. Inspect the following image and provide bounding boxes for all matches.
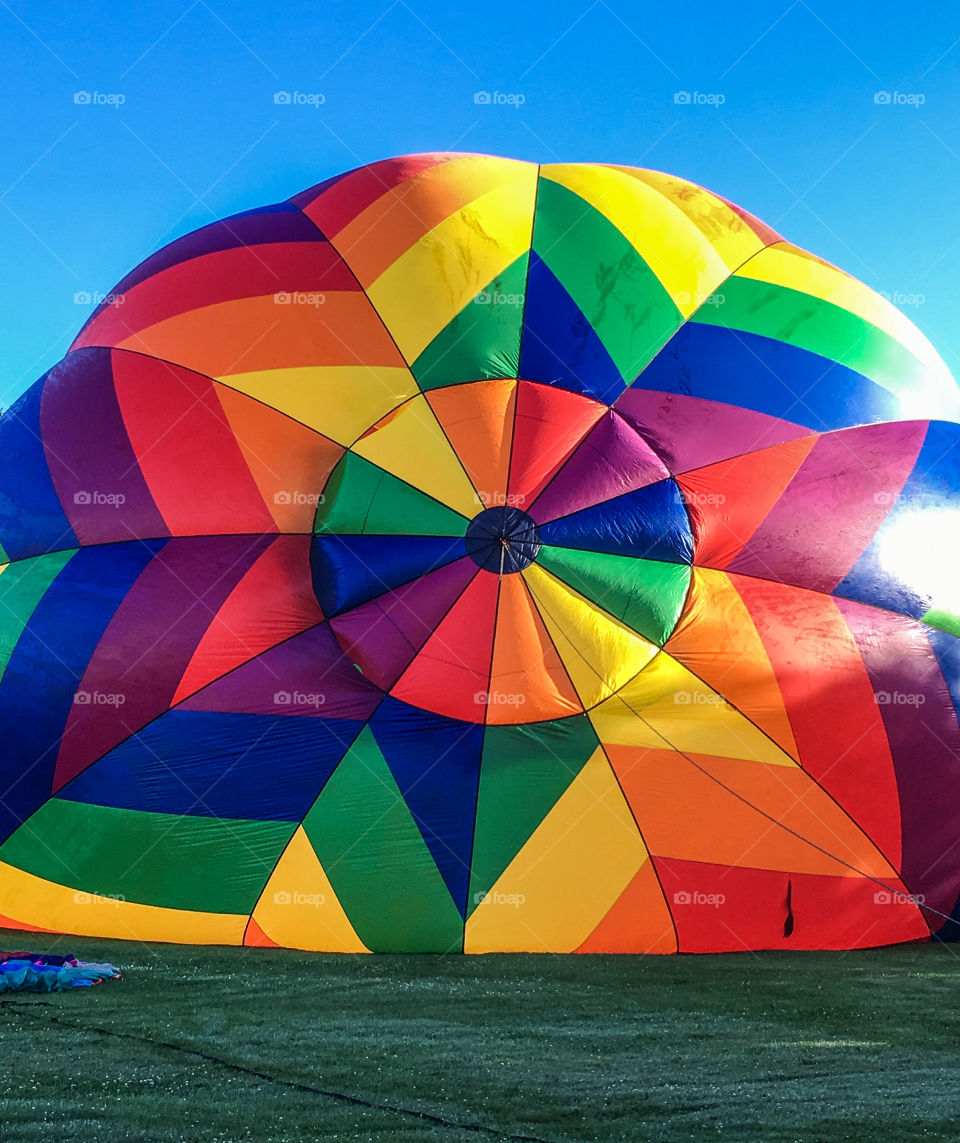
[0,952,120,992]
[1,153,960,954]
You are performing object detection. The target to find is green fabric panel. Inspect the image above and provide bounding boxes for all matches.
[0,798,293,914]
[0,542,8,564]
[0,549,75,685]
[537,546,690,645]
[692,276,930,396]
[467,716,599,916]
[533,177,682,383]
[923,607,960,638]
[314,451,467,536]
[413,254,530,390]
[303,727,463,951]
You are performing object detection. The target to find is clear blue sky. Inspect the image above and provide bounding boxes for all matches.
[1,0,958,406]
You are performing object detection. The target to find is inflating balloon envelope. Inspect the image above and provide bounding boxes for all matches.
[1,153,959,953]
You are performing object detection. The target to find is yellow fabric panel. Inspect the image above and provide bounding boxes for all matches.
[335,155,536,287]
[0,859,245,944]
[216,366,417,447]
[588,651,797,767]
[737,242,952,384]
[522,563,658,708]
[367,170,538,361]
[625,168,772,271]
[352,394,480,516]
[465,747,646,952]
[541,164,733,318]
[250,827,369,952]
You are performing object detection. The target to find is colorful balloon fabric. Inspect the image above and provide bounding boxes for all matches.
[0,952,120,992]
[2,152,960,954]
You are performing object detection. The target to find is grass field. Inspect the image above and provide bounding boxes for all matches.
[3,932,960,1141]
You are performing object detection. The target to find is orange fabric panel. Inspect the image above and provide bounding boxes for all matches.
[665,568,798,757]
[427,379,517,507]
[215,383,343,532]
[576,856,677,953]
[243,916,280,947]
[487,574,582,723]
[608,745,896,879]
[677,435,817,568]
[333,156,528,286]
[116,294,405,377]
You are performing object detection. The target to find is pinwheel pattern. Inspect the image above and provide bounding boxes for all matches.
[1,153,960,953]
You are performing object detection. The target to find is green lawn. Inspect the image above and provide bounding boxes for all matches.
[3,932,960,1141]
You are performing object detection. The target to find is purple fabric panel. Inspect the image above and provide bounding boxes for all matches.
[528,410,670,524]
[727,421,928,593]
[181,621,382,721]
[39,348,168,545]
[615,389,811,474]
[54,535,273,788]
[838,597,960,922]
[329,558,478,690]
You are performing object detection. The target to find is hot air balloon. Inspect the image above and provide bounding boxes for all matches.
[1,153,959,953]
